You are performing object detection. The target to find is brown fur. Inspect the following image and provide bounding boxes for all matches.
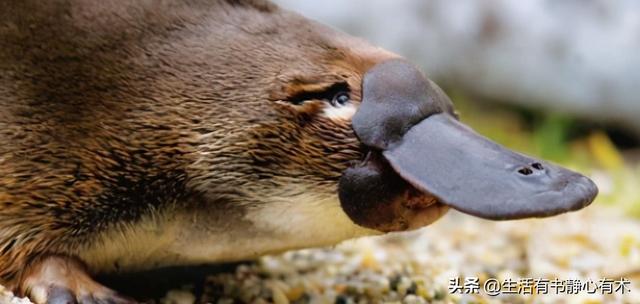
[0,0,396,292]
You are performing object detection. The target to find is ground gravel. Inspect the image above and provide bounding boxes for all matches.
[194,205,640,304]
[2,205,639,304]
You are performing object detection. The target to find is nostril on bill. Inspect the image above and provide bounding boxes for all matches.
[518,167,533,176]
[531,162,544,170]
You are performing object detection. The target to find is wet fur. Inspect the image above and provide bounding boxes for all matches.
[0,0,394,289]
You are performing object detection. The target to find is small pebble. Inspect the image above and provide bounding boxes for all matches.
[161,290,196,304]
[403,294,426,304]
[270,283,290,304]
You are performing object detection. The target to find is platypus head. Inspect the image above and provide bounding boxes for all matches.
[163,0,597,253]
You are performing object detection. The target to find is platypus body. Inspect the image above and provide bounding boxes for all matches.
[0,0,597,303]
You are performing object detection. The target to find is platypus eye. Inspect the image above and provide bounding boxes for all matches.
[331,92,350,107]
[282,82,350,106]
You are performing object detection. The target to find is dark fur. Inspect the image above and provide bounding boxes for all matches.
[0,0,383,288]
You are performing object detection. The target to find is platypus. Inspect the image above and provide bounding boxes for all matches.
[0,0,597,303]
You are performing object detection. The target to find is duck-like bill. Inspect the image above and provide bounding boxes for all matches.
[382,113,598,220]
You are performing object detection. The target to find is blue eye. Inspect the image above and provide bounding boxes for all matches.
[332,92,350,107]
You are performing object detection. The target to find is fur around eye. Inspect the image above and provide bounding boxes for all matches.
[283,82,350,106]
